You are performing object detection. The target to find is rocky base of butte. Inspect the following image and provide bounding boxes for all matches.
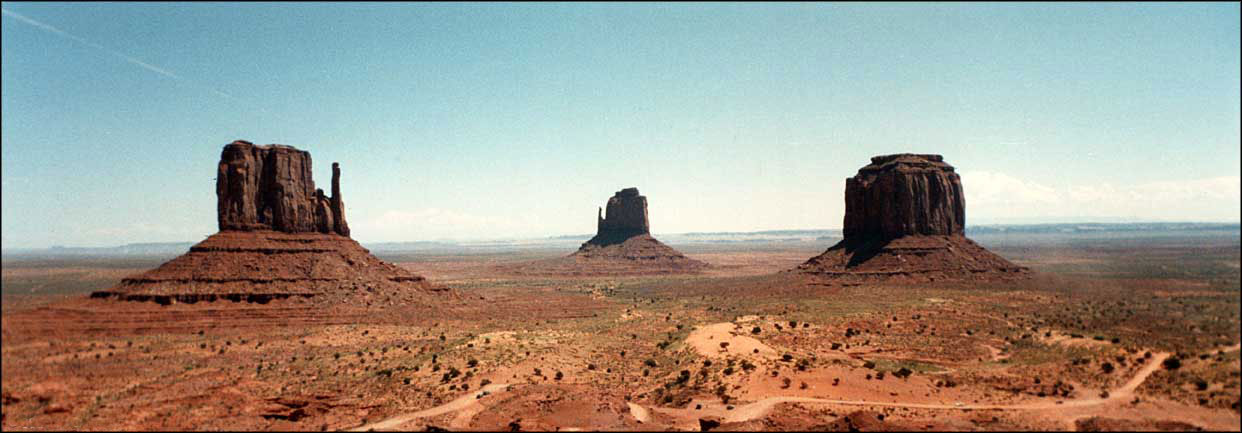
[91,141,444,305]
[516,188,706,275]
[797,154,1028,282]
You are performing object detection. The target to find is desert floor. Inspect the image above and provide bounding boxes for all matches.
[2,234,1239,431]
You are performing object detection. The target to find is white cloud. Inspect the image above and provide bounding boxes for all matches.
[961,171,1241,222]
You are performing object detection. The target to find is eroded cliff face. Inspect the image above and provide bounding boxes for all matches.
[842,154,965,240]
[95,140,441,304]
[215,140,349,236]
[587,187,651,246]
[797,153,1026,282]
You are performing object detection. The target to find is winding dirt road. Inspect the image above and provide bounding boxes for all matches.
[349,383,510,431]
[702,343,1242,424]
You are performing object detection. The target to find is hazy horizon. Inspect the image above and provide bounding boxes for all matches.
[3,3,1239,249]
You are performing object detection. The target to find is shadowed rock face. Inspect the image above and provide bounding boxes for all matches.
[797,153,1026,281]
[216,140,349,236]
[589,187,650,246]
[96,140,441,304]
[563,187,707,273]
[843,154,964,240]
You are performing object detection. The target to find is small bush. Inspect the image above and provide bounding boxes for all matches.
[1162,357,1182,370]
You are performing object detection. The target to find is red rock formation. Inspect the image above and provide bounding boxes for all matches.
[798,154,1026,282]
[216,140,349,236]
[592,187,650,244]
[843,154,964,240]
[562,187,707,273]
[94,140,442,304]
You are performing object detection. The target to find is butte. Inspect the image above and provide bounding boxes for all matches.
[509,188,706,275]
[90,140,446,305]
[566,187,707,272]
[796,154,1028,282]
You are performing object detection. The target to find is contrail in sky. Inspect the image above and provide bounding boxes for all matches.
[2,7,236,100]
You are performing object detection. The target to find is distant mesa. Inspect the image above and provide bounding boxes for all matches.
[551,187,706,274]
[796,154,1028,282]
[91,140,446,305]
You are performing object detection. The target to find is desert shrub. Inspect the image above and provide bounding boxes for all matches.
[1162,357,1182,370]
[467,359,479,368]
[555,371,563,381]
[1101,362,1114,373]
[587,363,596,370]
[781,354,793,362]
[740,360,756,371]
[752,326,761,334]
[781,377,792,389]
[863,360,876,369]
[723,367,734,375]
[789,321,798,328]
[643,369,650,377]
[645,359,658,368]
[1194,379,1209,391]
[894,367,913,379]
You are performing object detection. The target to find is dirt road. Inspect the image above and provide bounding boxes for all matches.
[349,383,510,431]
[710,343,1242,424]
[637,345,1221,427]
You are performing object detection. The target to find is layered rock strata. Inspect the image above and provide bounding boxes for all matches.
[797,154,1027,282]
[93,140,439,304]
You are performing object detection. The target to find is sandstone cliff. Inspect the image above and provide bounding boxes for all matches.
[798,154,1026,282]
[216,140,349,236]
[843,154,964,240]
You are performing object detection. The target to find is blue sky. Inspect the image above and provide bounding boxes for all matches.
[2,2,1239,248]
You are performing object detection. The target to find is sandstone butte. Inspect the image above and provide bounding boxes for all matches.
[569,187,707,271]
[797,153,1028,282]
[91,140,445,305]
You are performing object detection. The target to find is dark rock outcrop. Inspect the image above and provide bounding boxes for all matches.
[94,140,443,304]
[589,187,650,246]
[797,154,1027,282]
[843,154,964,240]
[546,187,707,274]
[216,140,349,236]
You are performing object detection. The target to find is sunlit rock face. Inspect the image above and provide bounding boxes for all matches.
[216,140,349,236]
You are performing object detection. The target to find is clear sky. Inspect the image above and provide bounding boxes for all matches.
[2,2,1239,248]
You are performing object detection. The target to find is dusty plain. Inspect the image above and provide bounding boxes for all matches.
[2,227,1239,431]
